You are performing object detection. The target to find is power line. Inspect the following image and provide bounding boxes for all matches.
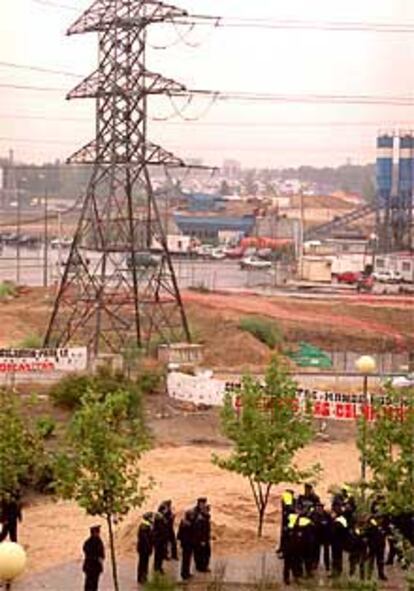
[3,112,410,128]
[0,83,64,92]
[28,0,414,34]
[0,61,82,78]
[188,15,414,34]
[1,81,414,107]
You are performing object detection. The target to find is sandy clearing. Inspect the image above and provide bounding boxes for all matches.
[20,440,360,574]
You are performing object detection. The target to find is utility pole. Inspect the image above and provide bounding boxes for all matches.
[16,180,22,285]
[44,0,197,354]
[43,187,48,288]
[299,189,305,280]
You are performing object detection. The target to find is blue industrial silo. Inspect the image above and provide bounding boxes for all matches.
[376,134,394,207]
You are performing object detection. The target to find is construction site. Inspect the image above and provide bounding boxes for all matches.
[0,0,413,590]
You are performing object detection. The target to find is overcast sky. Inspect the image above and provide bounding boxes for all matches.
[1,0,414,167]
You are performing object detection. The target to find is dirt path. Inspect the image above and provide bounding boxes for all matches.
[183,291,409,346]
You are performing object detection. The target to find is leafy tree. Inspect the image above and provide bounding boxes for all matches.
[361,383,414,515]
[213,357,319,536]
[0,389,45,499]
[359,383,414,580]
[55,388,151,591]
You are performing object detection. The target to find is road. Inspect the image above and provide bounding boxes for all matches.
[0,246,273,290]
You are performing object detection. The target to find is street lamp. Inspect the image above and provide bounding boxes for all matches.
[0,542,27,590]
[355,355,377,483]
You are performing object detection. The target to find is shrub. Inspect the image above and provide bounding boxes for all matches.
[49,367,150,422]
[137,369,162,395]
[239,316,282,349]
[18,333,43,349]
[49,373,91,409]
[36,416,56,440]
[0,281,16,300]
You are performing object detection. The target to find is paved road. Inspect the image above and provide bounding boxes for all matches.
[0,247,272,291]
[10,552,282,590]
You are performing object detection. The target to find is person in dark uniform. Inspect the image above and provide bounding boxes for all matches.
[348,517,369,580]
[330,511,349,578]
[193,504,211,572]
[0,496,22,543]
[194,497,208,516]
[83,525,105,591]
[137,512,154,585]
[297,484,320,516]
[297,514,316,578]
[158,500,178,561]
[283,513,301,585]
[311,502,332,571]
[277,489,296,557]
[177,510,195,581]
[153,510,169,574]
[366,515,388,581]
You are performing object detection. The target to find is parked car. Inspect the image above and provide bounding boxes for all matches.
[51,237,73,249]
[239,256,272,270]
[336,271,361,285]
[126,252,160,269]
[210,248,226,260]
[391,373,414,388]
[196,244,214,259]
[224,246,244,259]
[372,270,402,283]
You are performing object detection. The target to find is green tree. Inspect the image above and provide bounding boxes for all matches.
[55,388,151,591]
[0,389,44,499]
[361,383,414,516]
[359,383,414,583]
[213,357,319,537]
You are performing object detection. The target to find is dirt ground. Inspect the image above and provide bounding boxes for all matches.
[16,396,360,576]
[0,287,412,370]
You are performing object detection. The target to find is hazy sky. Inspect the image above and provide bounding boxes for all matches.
[1,0,414,167]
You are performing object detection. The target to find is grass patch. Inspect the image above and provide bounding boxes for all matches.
[0,281,16,300]
[18,332,44,348]
[239,316,283,349]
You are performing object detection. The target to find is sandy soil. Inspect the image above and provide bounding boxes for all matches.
[183,291,412,347]
[19,439,360,574]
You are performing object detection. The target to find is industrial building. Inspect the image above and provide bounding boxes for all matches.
[173,213,256,241]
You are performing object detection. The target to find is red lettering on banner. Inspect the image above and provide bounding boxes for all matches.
[335,403,344,418]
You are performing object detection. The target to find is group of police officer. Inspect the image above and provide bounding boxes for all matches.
[279,483,412,585]
[137,497,211,585]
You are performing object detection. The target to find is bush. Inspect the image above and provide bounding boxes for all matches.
[239,316,282,349]
[138,369,162,395]
[49,367,151,422]
[0,281,16,300]
[18,333,43,349]
[49,373,91,409]
[36,416,56,440]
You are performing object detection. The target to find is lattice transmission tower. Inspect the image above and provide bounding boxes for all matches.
[45,0,194,354]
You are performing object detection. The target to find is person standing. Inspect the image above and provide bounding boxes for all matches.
[297,484,320,516]
[193,504,211,573]
[153,510,169,575]
[277,489,295,557]
[137,512,154,585]
[83,525,105,591]
[330,511,349,578]
[158,500,178,561]
[177,510,195,581]
[0,496,22,543]
[283,513,302,585]
[311,502,332,571]
[366,515,388,581]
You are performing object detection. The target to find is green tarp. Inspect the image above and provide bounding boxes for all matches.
[287,342,333,369]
